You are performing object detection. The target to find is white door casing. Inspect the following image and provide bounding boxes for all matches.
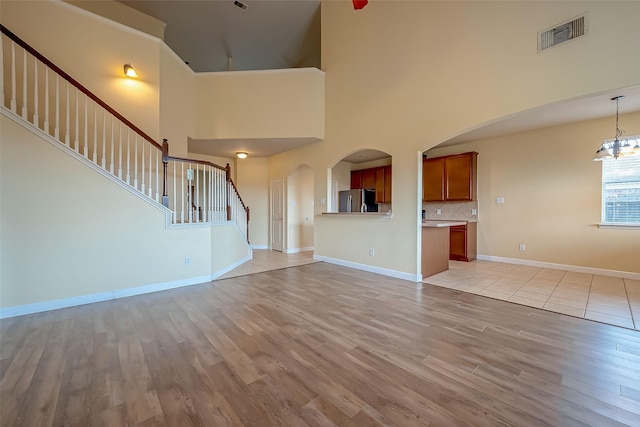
[270,177,284,251]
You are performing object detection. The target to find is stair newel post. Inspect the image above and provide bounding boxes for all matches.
[225,163,232,221]
[162,139,169,208]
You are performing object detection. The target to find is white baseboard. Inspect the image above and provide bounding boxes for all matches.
[285,246,314,254]
[210,253,253,280]
[0,274,212,319]
[250,244,269,250]
[0,252,254,319]
[313,255,421,282]
[476,254,640,280]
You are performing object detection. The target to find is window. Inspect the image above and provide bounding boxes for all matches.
[601,138,640,226]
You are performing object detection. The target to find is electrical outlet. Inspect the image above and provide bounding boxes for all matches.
[185,256,192,266]
[369,248,375,256]
[519,244,525,251]
[436,209,442,215]
[471,208,477,215]
[497,197,505,204]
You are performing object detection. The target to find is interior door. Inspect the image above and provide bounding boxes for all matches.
[270,178,284,252]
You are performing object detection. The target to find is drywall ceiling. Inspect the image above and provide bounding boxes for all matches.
[117,0,321,72]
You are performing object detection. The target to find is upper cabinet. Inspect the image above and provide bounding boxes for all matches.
[351,165,392,203]
[423,152,478,202]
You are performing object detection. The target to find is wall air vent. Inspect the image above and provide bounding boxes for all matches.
[539,15,586,52]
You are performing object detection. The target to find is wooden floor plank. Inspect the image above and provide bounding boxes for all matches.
[2,262,640,426]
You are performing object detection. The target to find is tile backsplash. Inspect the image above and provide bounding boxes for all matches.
[423,201,478,221]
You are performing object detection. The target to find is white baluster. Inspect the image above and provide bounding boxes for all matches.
[74,90,79,151]
[33,59,39,127]
[147,146,152,198]
[109,116,114,174]
[92,105,97,163]
[155,149,159,202]
[54,75,59,139]
[172,162,177,222]
[43,68,49,134]
[134,135,139,190]
[180,162,185,224]
[118,125,123,180]
[0,33,4,106]
[83,95,88,157]
[21,50,27,119]
[141,139,146,194]
[10,42,16,112]
[101,110,106,169]
[126,130,131,185]
[195,163,200,222]
[64,84,70,146]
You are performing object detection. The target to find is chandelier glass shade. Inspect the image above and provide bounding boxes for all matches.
[593,96,640,161]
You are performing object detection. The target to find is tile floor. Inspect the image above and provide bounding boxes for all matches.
[425,260,640,330]
[217,249,318,280]
[218,250,639,331]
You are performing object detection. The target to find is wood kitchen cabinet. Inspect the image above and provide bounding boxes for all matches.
[374,165,392,203]
[423,152,478,202]
[449,222,477,262]
[351,165,392,203]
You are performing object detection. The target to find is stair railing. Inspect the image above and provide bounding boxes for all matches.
[1,24,250,242]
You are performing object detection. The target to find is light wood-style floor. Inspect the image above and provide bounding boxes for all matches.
[217,250,318,280]
[2,260,640,426]
[426,260,640,331]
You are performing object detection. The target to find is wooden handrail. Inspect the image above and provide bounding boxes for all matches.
[166,155,225,172]
[0,24,162,151]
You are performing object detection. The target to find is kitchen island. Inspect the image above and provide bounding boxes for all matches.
[421,220,466,278]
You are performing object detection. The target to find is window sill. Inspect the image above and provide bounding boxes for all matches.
[597,223,640,230]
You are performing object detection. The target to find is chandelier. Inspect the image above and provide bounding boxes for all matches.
[593,96,640,161]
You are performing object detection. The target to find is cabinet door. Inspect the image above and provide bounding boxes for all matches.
[449,225,468,261]
[350,170,362,189]
[374,167,385,203]
[383,165,392,203]
[423,157,445,201]
[362,169,375,189]
[445,152,477,201]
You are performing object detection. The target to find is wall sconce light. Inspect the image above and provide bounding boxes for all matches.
[236,152,248,159]
[123,63,138,78]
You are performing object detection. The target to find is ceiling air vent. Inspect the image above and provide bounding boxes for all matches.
[539,15,585,52]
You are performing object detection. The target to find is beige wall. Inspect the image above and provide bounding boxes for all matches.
[287,164,314,251]
[193,68,325,140]
[1,114,249,309]
[425,111,640,273]
[267,1,640,277]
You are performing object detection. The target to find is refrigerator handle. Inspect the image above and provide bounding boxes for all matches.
[348,195,352,212]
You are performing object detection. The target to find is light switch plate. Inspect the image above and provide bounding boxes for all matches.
[496,197,505,204]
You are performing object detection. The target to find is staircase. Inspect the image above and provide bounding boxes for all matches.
[0,24,253,318]
[0,24,249,240]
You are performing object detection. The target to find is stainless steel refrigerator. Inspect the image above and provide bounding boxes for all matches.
[338,189,378,212]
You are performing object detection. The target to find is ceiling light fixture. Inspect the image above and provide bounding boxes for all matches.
[593,96,640,161]
[236,152,248,159]
[123,63,138,78]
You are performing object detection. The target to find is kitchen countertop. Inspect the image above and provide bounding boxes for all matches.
[421,220,467,227]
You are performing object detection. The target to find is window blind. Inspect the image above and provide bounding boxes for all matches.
[601,146,640,224]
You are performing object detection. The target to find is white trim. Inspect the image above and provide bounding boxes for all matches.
[1,274,210,319]
[476,254,640,280]
[285,246,314,254]
[313,255,421,282]
[196,67,325,78]
[597,223,640,230]
[0,249,253,319]
[210,252,253,281]
[251,244,269,250]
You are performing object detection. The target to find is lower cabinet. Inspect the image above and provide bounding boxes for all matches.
[449,222,477,262]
